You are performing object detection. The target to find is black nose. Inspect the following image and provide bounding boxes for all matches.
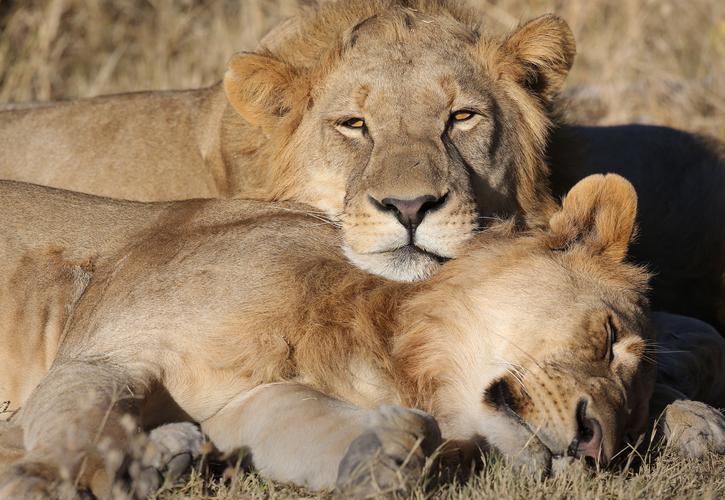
[372,194,447,229]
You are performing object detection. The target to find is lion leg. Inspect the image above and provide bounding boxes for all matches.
[650,312,725,457]
[201,382,441,496]
[0,360,150,499]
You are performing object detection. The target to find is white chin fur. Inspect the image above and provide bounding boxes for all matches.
[342,244,441,282]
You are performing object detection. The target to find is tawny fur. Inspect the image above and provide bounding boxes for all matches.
[0,174,657,495]
[1,174,723,496]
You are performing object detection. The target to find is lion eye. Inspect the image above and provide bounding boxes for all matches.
[451,110,474,122]
[341,117,366,129]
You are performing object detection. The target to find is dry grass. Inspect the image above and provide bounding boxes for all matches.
[0,0,723,138]
[151,446,725,499]
[1,0,723,498]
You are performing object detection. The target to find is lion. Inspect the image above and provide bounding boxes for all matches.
[0,174,723,498]
[0,1,722,330]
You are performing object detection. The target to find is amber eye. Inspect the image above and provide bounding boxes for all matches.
[451,110,475,122]
[340,117,366,129]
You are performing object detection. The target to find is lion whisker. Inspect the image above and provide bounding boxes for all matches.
[491,359,532,400]
[486,329,544,370]
[644,348,687,354]
[269,205,343,228]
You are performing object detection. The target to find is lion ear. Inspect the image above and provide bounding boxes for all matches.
[548,174,638,262]
[223,52,302,130]
[496,14,576,101]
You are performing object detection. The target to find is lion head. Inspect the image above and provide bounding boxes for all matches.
[223,0,573,281]
[395,174,655,463]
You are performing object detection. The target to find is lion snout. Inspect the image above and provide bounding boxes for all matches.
[567,399,606,465]
[510,371,623,467]
[341,189,476,281]
[367,192,448,232]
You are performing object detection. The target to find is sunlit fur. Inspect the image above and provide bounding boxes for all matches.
[0,175,661,495]
[223,0,575,281]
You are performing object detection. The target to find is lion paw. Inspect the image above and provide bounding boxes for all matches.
[335,405,441,498]
[146,422,204,478]
[112,422,204,498]
[661,400,725,458]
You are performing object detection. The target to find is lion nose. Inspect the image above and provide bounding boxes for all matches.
[375,194,447,229]
[568,400,605,465]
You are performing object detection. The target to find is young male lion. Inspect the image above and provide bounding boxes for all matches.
[1,174,723,498]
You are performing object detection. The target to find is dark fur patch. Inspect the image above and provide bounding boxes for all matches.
[483,377,520,414]
[402,11,415,29]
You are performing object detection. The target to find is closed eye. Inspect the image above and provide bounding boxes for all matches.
[605,317,618,363]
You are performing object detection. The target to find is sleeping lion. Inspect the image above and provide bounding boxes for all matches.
[1,174,723,498]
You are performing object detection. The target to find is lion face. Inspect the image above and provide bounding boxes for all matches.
[224,3,574,281]
[299,18,498,281]
[396,175,655,463]
[474,257,654,464]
